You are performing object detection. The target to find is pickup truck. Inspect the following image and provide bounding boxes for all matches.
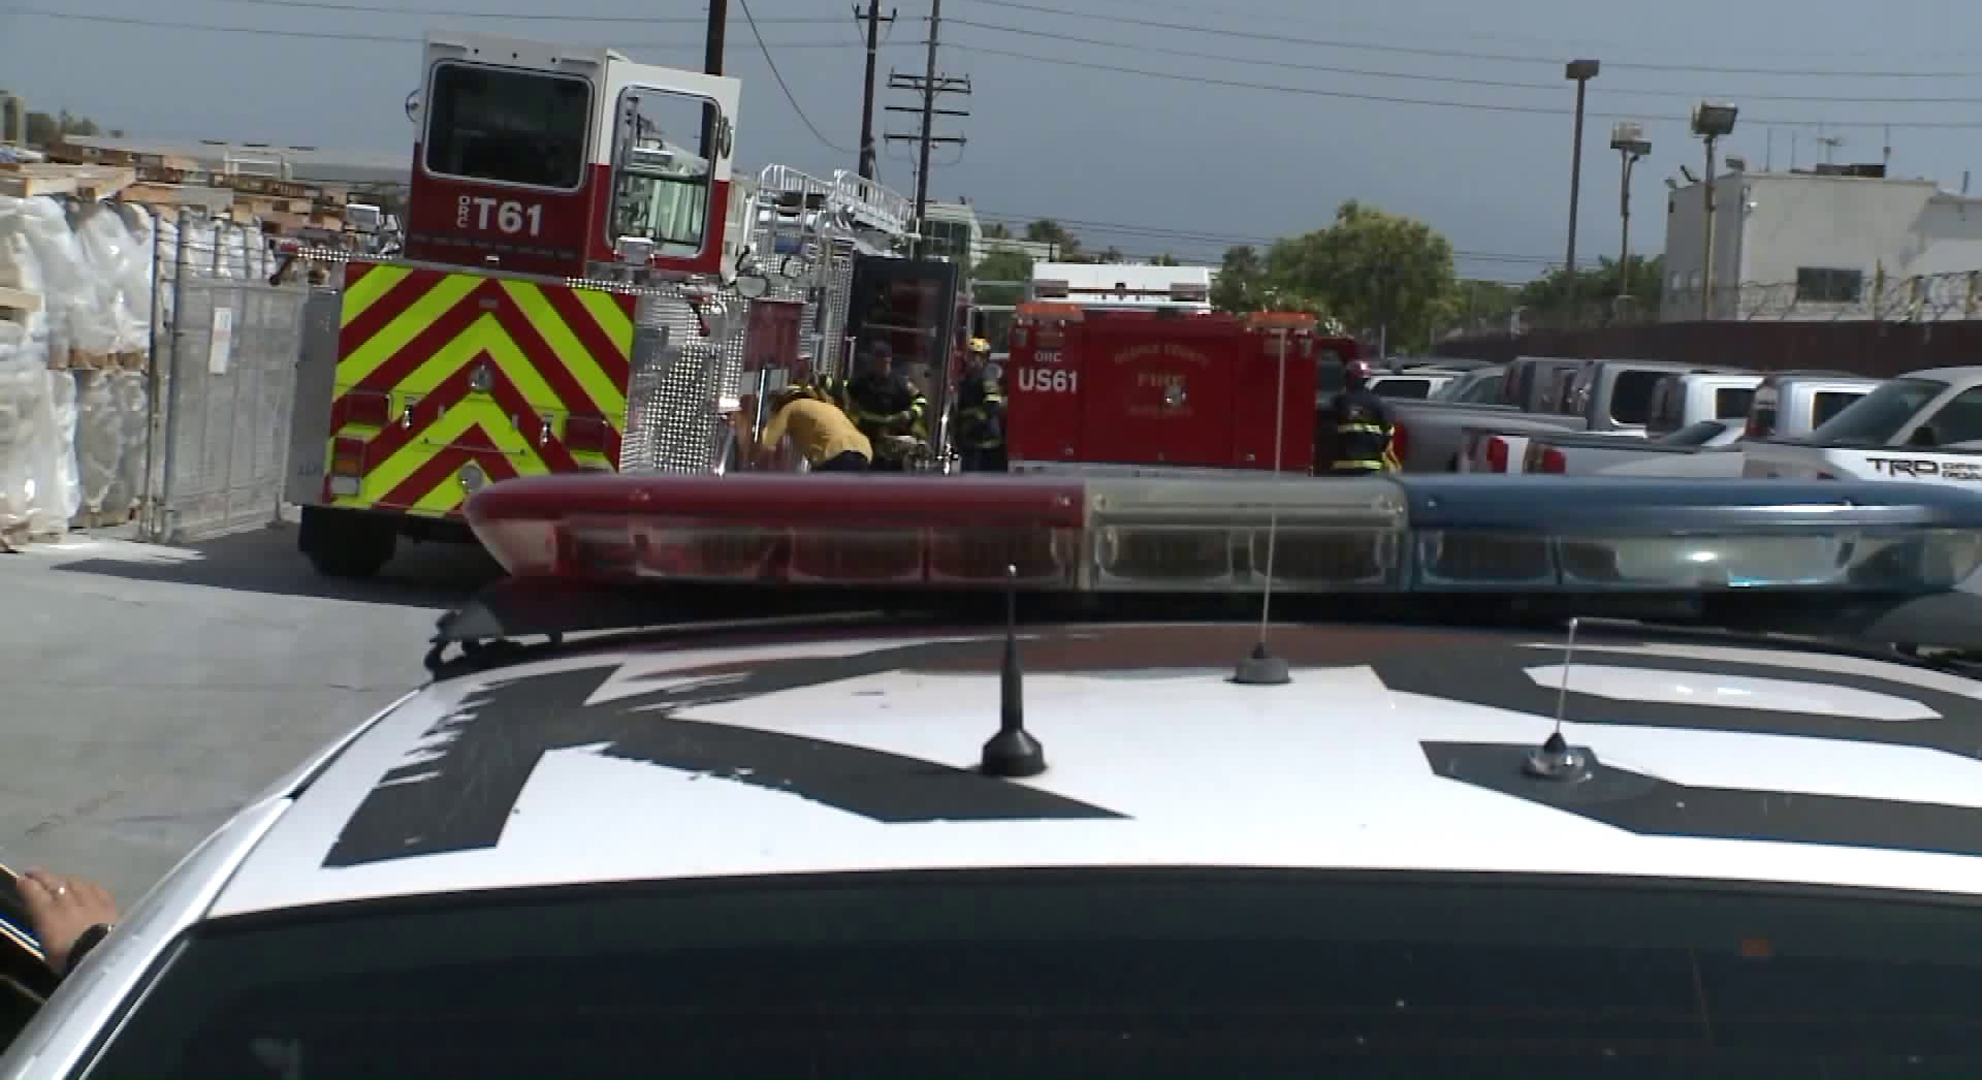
[1533,372,1882,478]
[1504,371,1761,475]
[1457,361,1749,473]
[1742,366,1982,483]
[1386,356,1594,471]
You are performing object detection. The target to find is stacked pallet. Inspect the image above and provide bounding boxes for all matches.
[41,143,359,239]
[0,161,135,200]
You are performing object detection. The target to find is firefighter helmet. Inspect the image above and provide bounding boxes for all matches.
[968,337,992,355]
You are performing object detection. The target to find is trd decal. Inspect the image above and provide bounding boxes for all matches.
[327,643,1126,868]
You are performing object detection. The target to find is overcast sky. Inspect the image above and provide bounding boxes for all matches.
[5,0,1978,283]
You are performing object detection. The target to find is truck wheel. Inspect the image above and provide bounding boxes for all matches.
[299,506,399,579]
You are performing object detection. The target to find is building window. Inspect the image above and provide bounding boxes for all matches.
[1795,267,1863,304]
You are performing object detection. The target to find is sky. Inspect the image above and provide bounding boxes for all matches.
[4,0,1980,284]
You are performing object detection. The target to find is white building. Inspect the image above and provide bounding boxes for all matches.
[1660,164,1982,322]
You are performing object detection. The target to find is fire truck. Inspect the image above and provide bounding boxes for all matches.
[1001,303,1359,476]
[281,29,961,578]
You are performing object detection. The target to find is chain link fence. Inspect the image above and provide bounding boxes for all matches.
[141,208,307,544]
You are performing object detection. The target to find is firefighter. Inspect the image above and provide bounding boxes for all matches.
[795,342,929,471]
[955,337,1007,472]
[755,388,873,473]
[1318,359,1400,475]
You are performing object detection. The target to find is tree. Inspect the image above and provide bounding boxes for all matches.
[972,249,1035,306]
[24,109,105,148]
[983,221,1011,240]
[1439,279,1522,335]
[1023,219,1081,259]
[1517,254,1665,321]
[1211,245,1270,313]
[1267,200,1458,349]
[1150,253,1180,266]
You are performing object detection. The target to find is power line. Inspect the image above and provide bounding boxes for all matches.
[0,6,885,48]
[947,42,1982,130]
[947,19,1982,105]
[967,210,1560,263]
[951,0,1982,79]
[735,0,853,153]
[197,0,840,22]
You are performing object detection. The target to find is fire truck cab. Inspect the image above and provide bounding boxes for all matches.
[284,30,956,578]
[1004,303,1357,476]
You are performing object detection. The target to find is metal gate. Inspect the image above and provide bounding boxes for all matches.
[143,208,308,544]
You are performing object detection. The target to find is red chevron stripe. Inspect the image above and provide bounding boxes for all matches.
[344,258,380,291]
[346,278,496,397]
[341,350,583,479]
[483,298,606,419]
[377,426,523,512]
[539,283,633,389]
[339,267,449,358]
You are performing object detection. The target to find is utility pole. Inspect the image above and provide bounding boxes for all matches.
[700,0,727,156]
[1563,60,1600,285]
[855,1,896,180]
[884,0,969,258]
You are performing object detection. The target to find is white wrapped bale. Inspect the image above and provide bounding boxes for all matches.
[74,203,151,355]
[71,368,122,515]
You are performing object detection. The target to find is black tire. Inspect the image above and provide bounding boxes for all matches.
[299,506,398,579]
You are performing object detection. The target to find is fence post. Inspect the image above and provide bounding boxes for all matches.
[1968,271,1979,318]
[140,202,163,538]
[154,207,192,543]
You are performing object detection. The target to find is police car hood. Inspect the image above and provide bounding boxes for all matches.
[209,622,1982,917]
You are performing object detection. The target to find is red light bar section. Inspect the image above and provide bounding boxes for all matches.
[466,474,1089,583]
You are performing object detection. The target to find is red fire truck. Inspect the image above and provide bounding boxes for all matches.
[281,29,960,578]
[1004,303,1358,475]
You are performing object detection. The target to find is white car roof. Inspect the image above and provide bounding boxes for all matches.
[207,621,1982,918]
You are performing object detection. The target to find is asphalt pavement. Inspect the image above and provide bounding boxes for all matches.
[0,520,501,910]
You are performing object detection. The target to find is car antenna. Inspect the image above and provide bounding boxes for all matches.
[981,563,1047,777]
[1233,323,1293,686]
[1524,616,1593,781]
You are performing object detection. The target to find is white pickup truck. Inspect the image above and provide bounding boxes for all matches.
[1527,371,1882,477]
[1743,366,1982,483]
[1459,362,1751,474]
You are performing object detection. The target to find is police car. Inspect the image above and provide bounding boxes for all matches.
[10,472,1982,1078]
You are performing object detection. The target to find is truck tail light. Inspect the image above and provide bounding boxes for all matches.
[564,415,612,457]
[1538,447,1568,474]
[331,437,366,478]
[344,391,391,428]
[1390,422,1410,464]
[1485,437,1509,473]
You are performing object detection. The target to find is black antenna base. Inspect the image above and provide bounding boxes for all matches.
[981,726,1047,778]
[1523,731,1595,782]
[1231,641,1291,686]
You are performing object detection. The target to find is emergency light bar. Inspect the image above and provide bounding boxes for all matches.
[465,474,1982,596]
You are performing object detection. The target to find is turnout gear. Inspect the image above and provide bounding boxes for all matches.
[1319,361,1398,475]
[792,370,929,471]
[955,367,1007,472]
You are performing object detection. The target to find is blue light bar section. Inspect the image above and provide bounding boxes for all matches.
[1392,476,1982,533]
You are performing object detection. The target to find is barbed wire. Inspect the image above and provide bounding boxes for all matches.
[1455,269,1982,335]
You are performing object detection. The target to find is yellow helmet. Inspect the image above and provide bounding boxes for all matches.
[968,337,992,354]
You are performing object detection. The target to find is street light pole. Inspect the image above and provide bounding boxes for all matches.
[1609,122,1651,301]
[1691,101,1739,321]
[1564,60,1600,284]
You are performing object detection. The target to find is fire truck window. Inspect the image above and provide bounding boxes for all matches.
[424,64,590,191]
[611,89,717,257]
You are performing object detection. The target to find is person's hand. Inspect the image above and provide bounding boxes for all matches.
[17,869,119,975]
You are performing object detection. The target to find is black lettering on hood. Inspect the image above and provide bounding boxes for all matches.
[326,641,1127,869]
[1424,741,1982,859]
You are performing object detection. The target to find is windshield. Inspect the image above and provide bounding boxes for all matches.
[1808,377,1947,446]
[87,872,1982,1079]
[422,63,591,190]
[1659,419,1730,446]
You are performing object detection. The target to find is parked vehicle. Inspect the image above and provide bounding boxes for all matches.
[1455,361,1742,474]
[1744,366,1982,483]
[1367,371,1458,400]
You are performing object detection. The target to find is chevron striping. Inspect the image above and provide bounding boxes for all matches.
[339,262,412,329]
[378,425,528,517]
[339,272,483,383]
[499,281,625,414]
[360,402,518,505]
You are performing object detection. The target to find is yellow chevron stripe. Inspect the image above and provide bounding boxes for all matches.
[339,263,413,329]
[369,314,579,414]
[573,287,636,354]
[499,281,627,415]
[346,400,549,515]
[336,272,483,386]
